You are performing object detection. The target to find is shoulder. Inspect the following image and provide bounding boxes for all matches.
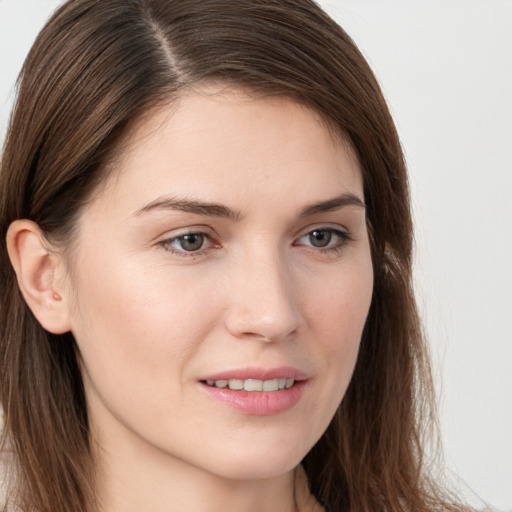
[0,412,14,512]
[0,442,22,512]
[0,449,8,511]
[0,449,16,512]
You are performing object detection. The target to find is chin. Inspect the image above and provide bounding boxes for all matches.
[194,432,314,481]
[209,456,300,482]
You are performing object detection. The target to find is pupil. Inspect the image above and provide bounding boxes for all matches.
[180,234,204,251]
[310,230,331,247]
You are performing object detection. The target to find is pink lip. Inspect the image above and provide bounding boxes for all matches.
[198,366,309,416]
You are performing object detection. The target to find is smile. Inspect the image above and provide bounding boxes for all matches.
[205,378,295,392]
[200,377,306,415]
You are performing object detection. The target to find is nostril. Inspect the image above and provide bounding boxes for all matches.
[223,268,301,341]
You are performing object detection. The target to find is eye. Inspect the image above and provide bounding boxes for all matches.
[307,229,334,248]
[174,233,205,252]
[296,227,351,251]
[160,231,217,256]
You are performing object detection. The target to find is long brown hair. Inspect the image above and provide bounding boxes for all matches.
[0,1,465,511]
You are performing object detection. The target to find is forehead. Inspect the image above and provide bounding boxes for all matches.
[90,88,363,216]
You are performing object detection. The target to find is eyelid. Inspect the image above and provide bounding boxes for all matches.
[293,224,353,251]
[157,226,220,257]
[156,223,353,258]
[294,223,351,240]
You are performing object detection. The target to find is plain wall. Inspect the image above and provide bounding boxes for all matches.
[1,1,511,510]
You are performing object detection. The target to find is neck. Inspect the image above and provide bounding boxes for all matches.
[91,426,297,512]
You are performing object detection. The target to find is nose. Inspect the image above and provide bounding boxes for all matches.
[223,246,301,342]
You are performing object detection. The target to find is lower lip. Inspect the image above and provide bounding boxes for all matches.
[199,381,307,415]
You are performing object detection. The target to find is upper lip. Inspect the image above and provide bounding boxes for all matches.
[201,366,309,382]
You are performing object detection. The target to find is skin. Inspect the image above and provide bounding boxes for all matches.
[12,89,374,512]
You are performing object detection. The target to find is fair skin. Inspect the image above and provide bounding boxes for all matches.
[7,89,373,512]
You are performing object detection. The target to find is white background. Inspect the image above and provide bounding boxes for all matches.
[1,1,511,510]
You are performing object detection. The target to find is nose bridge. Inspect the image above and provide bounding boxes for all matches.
[225,238,299,341]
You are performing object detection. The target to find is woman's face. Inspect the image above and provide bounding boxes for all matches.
[63,89,373,480]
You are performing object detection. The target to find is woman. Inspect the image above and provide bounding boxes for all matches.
[0,1,473,511]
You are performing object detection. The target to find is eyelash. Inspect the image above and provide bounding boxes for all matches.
[159,231,217,257]
[295,227,353,254]
[159,226,352,258]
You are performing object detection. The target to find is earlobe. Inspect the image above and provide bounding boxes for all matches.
[6,219,72,334]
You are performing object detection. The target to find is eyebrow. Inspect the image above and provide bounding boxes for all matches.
[134,193,365,220]
[298,193,365,217]
[135,197,242,221]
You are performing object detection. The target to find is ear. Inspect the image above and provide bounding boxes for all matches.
[6,219,72,334]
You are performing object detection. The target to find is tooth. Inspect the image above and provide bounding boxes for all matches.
[244,379,263,392]
[211,377,295,391]
[228,379,244,390]
[262,379,279,391]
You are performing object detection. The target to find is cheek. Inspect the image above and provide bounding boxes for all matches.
[304,257,373,341]
[68,255,221,392]
[303,257,373,390]
[68,258,227,442]
[74,249,213,327]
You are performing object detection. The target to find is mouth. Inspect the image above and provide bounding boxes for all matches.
[202,378,296,392]
[198,367,308,414]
